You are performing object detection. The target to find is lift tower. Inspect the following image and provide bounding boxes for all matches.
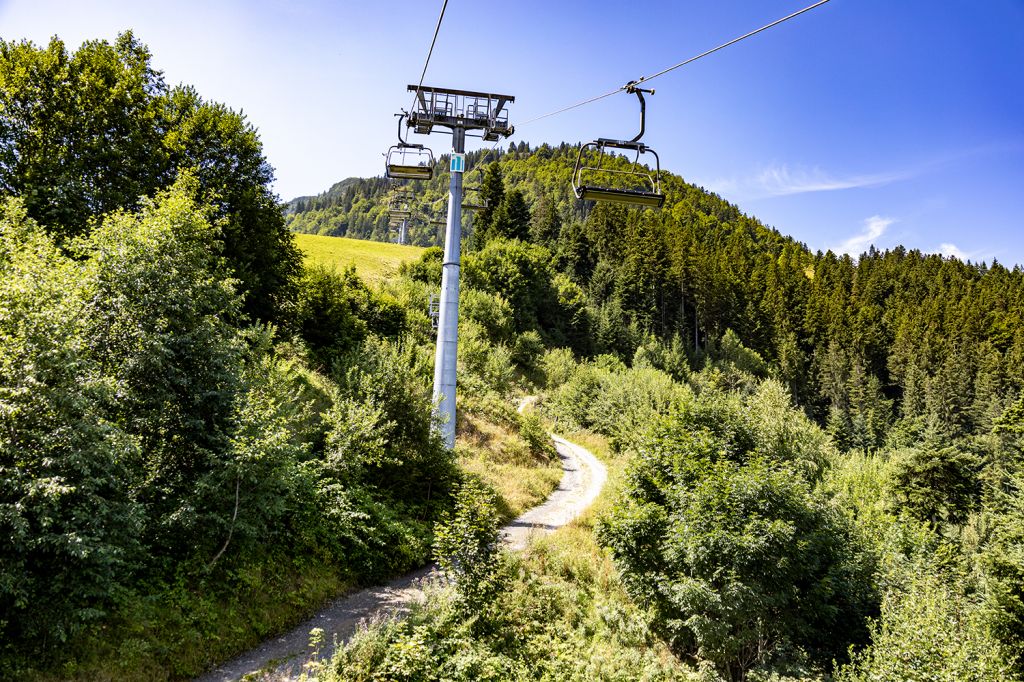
[406,85,514,448]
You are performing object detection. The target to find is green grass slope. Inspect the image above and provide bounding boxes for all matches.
[296,233,424,283]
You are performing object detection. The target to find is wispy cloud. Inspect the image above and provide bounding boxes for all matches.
[753,164,907,198]
[938,243,970,260]
[936,242,1000,263]
[835,216,895,256]
[702,163,910,201]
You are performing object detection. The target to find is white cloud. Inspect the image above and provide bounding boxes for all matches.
[835,216,895,256]
[938,243,970,260]
[935,242,998,263]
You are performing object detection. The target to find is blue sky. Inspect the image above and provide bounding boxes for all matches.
[2,0,1022,264]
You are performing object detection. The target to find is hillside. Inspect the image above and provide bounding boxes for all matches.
[296,232,424,283]
[289,143,1024,442]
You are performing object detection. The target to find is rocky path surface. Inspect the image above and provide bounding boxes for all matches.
[195,429,606,682]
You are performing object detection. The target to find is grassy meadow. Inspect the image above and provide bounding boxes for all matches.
[295,233,424,283]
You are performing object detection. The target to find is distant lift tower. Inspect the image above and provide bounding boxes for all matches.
[407,85,514,448]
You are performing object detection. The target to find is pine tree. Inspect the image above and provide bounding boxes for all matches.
[529,193,561,246]
[491,189,530,242]
[473,162,505,247]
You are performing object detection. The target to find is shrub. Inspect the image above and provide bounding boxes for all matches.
[598,385,876,678]
[539,346,578,389]
[458,320,516,395]
[517,411,557,462]
[836,557,1007,682]
[433,478,503,614]
[292,263,368,368]
[0,201,142,653]
[399,245,442,283]
[75,181,249,561]
[337,336,458,510]
[460,288,514,345]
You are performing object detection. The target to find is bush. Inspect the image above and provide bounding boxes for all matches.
[511,329,545,374]
[458,320,516,395]
[836,556,1007,682]
[517,411,557,462]
[337,336,458,510]
[433,478,503,615]
[598,384,876,678]
[294,263,403,369]
[76,181,250,561]
[399,245,442,283]
[539,347,578,389]
[0,201,142,652]
[460,288,514,345]
[545,358,690,451]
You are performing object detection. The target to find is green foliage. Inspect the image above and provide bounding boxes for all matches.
[293,264,369,367]
[433,478,503,614]
[490,189,531,242]
[0,184,457,675]
[460,288,515,345]
[888,446,980,527]
[399,245,443,283]
[0,33,300,322]
[338,336,458,506]
[517,410,557,462]
[74,182,250,560]
[472,161,506,247]
[0,200,142,649]
[0,34,165,236]
[529,192,562,247]
[836,556,1008,682]
[598,383,874,679]
[979,474,1024,676]
[329,515,695,682]
[540,347,579,389]
[545,356,690,451]
[458,320,517,395]
[711,328,770,377]
[464,238,555,334]
[161,85,301,322]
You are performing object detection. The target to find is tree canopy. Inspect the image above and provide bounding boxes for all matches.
[0,32,300,322]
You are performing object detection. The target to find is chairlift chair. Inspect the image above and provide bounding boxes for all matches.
[385,113,435,180]
[572,83,665,208]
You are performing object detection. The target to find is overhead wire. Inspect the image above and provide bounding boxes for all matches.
[408,0,449,115]
[517,0,833,128]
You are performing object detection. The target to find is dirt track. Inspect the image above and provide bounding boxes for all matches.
[194,432,607,682]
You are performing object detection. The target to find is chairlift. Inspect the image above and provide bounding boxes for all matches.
[572,83,665,208]
[385,113,435,180]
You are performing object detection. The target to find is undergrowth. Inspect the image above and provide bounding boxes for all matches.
[321,432,700,682]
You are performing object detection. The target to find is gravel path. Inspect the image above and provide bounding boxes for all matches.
[194,431,607,682]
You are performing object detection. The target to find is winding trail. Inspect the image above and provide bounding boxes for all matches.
[195,424,606,682]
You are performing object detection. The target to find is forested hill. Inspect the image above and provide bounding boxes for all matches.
[288,143,1024,450]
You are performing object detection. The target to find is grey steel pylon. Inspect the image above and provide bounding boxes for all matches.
[404,85,514,448]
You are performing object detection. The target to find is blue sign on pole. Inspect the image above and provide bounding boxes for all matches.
[450,153,465,173]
